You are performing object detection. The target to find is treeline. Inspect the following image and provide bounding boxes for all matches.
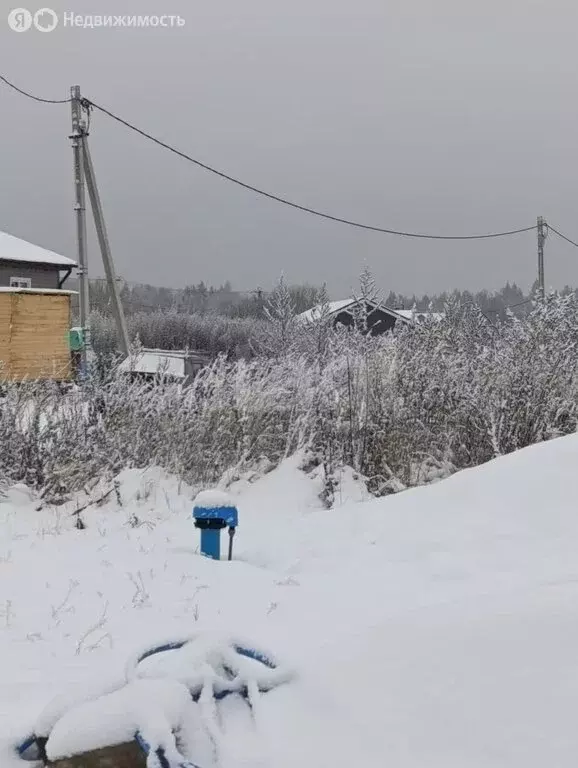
[81,277,562,321]
[78,279,323,318]
[85,276,548,358]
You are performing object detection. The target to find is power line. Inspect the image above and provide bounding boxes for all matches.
[485,298,533,314]
[85,98,536,241]
[505,298,533,310]
[0,74,70,104]
[0,74,541,241]
[548,225,578,249]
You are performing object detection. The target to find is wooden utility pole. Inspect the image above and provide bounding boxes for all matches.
[70,85,90,375]
[537,216,547,299]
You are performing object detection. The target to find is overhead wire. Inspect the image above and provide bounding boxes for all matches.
[505,298,533,309]
[548,225,578,250]
[84,98,537,241]
[8,73,578,314]
[0,74,71,104]
[476,298,533,315]
[0,73,546,241]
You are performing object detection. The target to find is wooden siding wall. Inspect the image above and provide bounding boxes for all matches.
[0,295,10,377]
[0,292,71,381]
[0,262,61,289]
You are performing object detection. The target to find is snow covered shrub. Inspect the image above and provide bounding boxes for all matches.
[472,294,578,457]
[2,295,578,501]
[391,294,578,469]
[90,309,264,361]
[287,293,578,493]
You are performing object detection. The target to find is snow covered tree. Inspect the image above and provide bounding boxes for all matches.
[257,275,298,356]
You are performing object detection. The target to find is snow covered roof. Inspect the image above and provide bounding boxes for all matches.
[118,350,188,378]
[0,231,76,268]
[0,287,77,295]
[298,299,358,323]
[394,309,416,321]
[118,349,211,378]
[394,309,445,323]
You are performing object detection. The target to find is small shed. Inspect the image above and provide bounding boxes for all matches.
[0,230,76,290]
[118,349,212,385]
[0,288,75,381]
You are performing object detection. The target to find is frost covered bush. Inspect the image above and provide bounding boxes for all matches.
[2,294,578,502]
[90,309,264,360]
[0,356,315,500]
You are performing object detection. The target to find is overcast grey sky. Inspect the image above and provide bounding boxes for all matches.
[2,0,578,297]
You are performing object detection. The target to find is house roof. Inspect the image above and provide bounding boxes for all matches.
[394,309,444,323]
[0,287,77,295]
[0,231,77,268]
[118,349,211,378]
[298,299,359,323]
[298,298,414,325]
[118,350,188,378]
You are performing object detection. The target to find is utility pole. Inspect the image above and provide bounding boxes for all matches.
[70,85,130,370]
[83,139,130,356]
[537,215,547,300]
[70,85,90,375]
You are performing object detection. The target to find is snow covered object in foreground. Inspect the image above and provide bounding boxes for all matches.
[192,491,239,561]
[16,633,292,768]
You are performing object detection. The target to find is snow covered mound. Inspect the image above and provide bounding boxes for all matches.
[2,437,578,766]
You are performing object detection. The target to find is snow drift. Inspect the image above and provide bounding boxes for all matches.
[2,435,578,766]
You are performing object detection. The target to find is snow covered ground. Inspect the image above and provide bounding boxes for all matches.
[2,437,578,766]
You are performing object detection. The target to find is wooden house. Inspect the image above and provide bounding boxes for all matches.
[0,231,77,381]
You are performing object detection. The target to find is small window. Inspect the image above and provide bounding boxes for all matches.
[10,277,32,289]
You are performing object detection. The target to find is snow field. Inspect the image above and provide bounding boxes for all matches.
[2,438,578,765]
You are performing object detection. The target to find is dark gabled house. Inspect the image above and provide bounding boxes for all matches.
[0,230,76,290]
[298,298,436,335]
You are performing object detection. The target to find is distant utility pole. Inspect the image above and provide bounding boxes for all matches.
[70,85,90,375]
[537,215,547,300]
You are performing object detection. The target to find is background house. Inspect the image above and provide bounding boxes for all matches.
[298,298,416,335]
[299,299,442,335]
[0,230,76,289]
